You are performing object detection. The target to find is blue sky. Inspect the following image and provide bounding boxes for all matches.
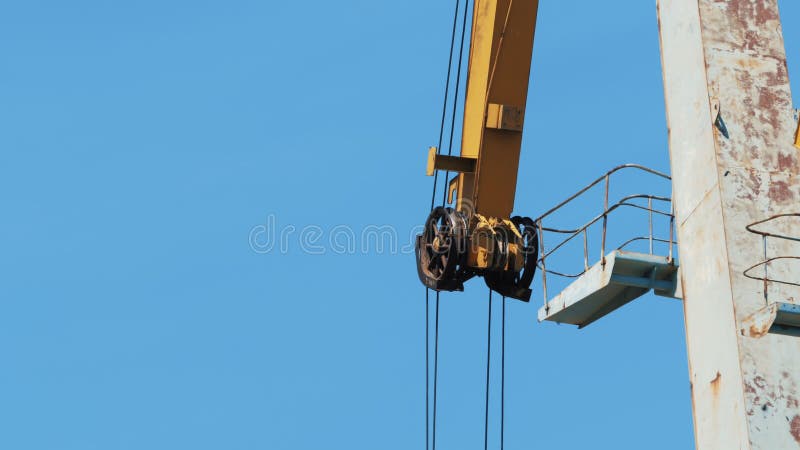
[1,1,799,449]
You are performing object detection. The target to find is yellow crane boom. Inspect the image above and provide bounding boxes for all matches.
[417,0,540,301]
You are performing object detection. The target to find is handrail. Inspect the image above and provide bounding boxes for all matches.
[534,164,671,223]
[744,257,800,288]
[537,238,676,279]
[534,164,675,306]
[744,214,800,295]
[617,237,675,253]
[541,194,672,234]
[539,197,672,262]
[746,213,800,243]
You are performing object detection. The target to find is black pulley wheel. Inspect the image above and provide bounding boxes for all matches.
[415,207,468,291]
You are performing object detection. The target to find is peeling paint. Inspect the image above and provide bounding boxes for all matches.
[791,415,800,444]
[769,180,793,203]
[778,153,796,172]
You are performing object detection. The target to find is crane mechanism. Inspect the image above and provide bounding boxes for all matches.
[418,1,800,449]
[415,0,540,301]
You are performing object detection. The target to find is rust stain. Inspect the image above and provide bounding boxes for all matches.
[778,152,796,172]
[746,375,769,411]
[748,169,762,196]
[754,0,780,26]
[740,70,755,96]
[736,57,761,70]
[791,415,800,444]
[782,373,800,409]
[736,70,765,147]
[748,322,770,338]
[765,62,789,88]
[769,180,794,203]
[757,87,782,136]
[744,369,800,420]
[757,87,776,110]
[724,0,780,52]
[711,372,722,396]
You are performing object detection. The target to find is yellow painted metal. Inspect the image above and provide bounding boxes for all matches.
[486,103,524,131]
[455,0,539,218]
[795,116,800,149]
[419,0,538,281]
[426,146,477,176]
[467,218,495,269]
[426,147,437,176]
[466,215,525,271]
[448,177,459,204]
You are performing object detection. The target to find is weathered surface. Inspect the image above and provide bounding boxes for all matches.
[658,0,800,448]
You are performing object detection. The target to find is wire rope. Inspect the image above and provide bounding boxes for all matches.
[441,0,472,207]
[484,289,493,450]
[501,296,506,450]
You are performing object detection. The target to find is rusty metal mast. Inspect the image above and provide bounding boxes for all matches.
[658,0,800,447]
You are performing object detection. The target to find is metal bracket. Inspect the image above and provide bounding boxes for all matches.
[711,98,730,139]
[486,104,524,132]
[741,302,800,338]
[448,177,459,205]
[426,147,477,176]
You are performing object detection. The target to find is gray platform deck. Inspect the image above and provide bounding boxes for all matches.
[538,250,681,328]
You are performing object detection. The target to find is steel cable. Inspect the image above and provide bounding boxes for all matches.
[425,289,430,450]
[427,1,469,449]
[501,296,506,450]
[484,289,493,450]
[441,0,472,207]
[424,2,516,448]
[430,0,464,213]
[432,292,441,450]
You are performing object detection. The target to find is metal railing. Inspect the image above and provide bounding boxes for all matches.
[534,164,675,306]
[744,214,800,300]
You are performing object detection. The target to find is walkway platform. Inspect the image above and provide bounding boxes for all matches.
[538,250,681,328]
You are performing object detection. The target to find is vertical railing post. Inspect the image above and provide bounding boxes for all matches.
[583,228,589,272]
[601,174,610,266]
[763,235,769,305]
[668,210,675,264]
[538,219,548,310]
[648,197,654,254]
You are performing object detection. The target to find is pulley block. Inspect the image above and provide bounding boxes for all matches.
[416,209,538,301]
[484,216,539,302]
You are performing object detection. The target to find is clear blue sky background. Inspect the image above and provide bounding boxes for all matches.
[2,1,799,449]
